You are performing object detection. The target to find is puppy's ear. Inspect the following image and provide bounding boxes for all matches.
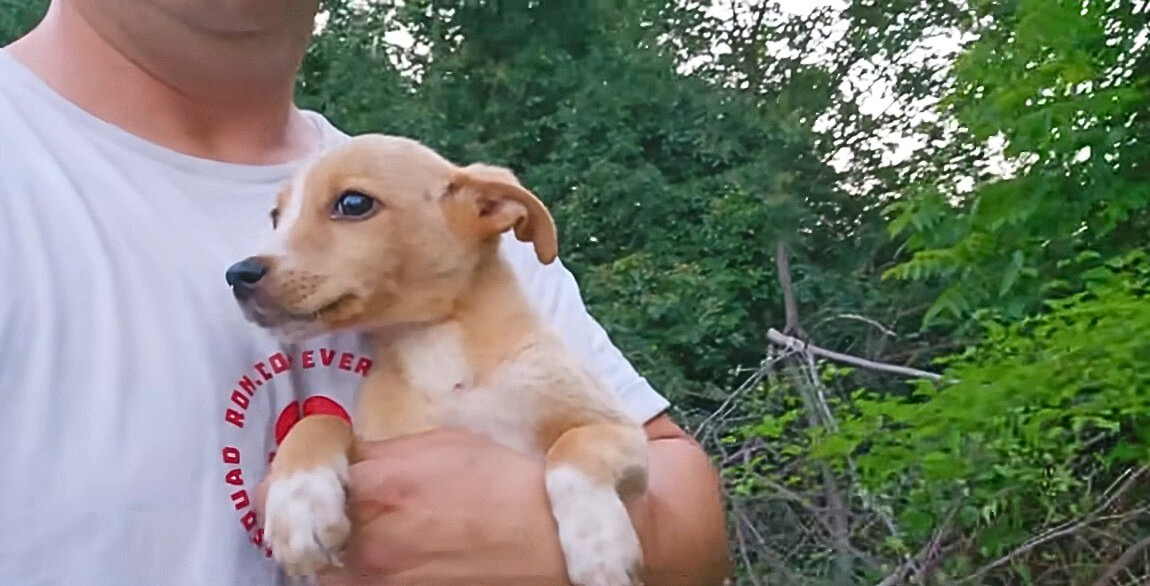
[450,163,558,264]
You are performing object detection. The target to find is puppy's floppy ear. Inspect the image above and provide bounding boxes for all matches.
[450,163,558,264]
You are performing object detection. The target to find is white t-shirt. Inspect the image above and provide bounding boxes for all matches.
[0,50,668,586]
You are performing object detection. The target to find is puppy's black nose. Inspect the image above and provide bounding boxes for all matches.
[225,257,268,300]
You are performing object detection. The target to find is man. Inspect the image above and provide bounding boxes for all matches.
[0,1,730,584]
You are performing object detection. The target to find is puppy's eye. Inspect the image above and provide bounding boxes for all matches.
[332,191,378,219]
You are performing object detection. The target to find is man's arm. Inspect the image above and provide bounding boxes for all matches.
[631,413,732,585]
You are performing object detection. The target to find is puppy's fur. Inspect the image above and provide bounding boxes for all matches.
[229,134,650,586]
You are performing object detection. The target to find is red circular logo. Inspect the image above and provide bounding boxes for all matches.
[270,395,351,463]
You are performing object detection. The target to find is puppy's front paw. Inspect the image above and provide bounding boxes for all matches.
[546,466,644,586]
[264,462,351,577]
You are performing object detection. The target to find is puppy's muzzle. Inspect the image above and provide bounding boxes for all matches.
[225,256,268,302]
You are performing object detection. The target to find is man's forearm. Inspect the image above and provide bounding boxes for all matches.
[629,415,732,585]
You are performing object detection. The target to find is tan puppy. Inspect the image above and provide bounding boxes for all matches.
[225,134,650,586]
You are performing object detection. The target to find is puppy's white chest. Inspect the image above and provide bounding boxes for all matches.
[442,383,540,455]
[394,325,473,395]
[394,326,539,455]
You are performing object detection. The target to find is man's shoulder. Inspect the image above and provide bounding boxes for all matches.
[0,52,32,140]
[300,110,353,150]
[0,50,88,158]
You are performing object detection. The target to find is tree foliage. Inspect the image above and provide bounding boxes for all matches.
[886,0,1150,326]
[0,0,45,46]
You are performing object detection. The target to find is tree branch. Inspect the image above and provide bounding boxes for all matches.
[775,239,807,339]
[959,466,1149,584]
[874,499,962,586]
[767,328,944,381]
[816,313,900,339]
[1091,534,1150,586]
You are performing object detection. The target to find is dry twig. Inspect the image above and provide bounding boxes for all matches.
[767,328,944,381]
[958,466,1149,584]
[1091,534,1150,586]
[874,499,963,586]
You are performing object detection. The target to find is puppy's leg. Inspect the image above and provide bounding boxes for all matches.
[263,414,354,578]
[544,422,650,586]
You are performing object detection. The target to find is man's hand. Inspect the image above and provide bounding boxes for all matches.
[256,415,730,586]
[258,428,575,585]
[323,428,573,585]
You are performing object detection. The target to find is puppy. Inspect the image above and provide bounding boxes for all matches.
[225,134,650,586]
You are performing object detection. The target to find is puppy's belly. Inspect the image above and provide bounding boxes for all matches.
[435,389,542,457]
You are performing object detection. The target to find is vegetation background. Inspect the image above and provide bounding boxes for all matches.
[5,0,1148,583]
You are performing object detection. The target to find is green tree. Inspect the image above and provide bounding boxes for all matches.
[0,0,46,45]
[302,0,846,405]
[887,0,1150,326]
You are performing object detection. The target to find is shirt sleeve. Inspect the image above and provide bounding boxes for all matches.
[501,233,670,424]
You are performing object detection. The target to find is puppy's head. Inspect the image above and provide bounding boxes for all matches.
[226,134,557,341]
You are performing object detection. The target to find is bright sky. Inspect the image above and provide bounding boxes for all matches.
[775,0,843,14]
[702,0,960,169]
[379,0,849,53]
[364,0,965,173]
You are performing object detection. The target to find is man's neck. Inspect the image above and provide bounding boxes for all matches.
[5,1,319,165]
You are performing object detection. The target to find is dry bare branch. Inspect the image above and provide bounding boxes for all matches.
[817,313,900,338]
[959,466,1149,584]
[767,328,945,381]
[1091,534,1150,586]
[775,239,807,340]
[874,499,962,586]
